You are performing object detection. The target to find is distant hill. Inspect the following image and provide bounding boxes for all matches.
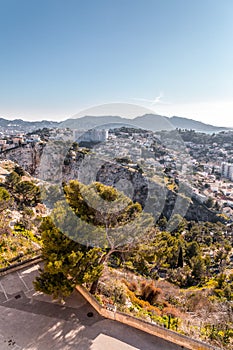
[60,114,172,131]
[60,116,127,129]
[169,116,228,133]
[0,114,230,133]
[60,114,230,133]
[0,118,59,133]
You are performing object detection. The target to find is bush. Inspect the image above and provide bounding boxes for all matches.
[140,280,162,304]
[127,289,161,316]
[162,306,180,318]
[98,280,128,305]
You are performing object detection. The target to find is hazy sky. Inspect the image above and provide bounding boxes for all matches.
[0,0,233,126]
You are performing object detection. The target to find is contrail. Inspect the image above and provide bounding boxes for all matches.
[130,92,170,106]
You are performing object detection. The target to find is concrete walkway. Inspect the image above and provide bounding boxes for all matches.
[0,264,187,350]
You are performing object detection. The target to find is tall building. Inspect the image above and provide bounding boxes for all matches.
[221,162,233,181]
[73,129,108,143]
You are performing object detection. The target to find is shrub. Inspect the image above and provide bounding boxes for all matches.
[127,289,161,316]
[162,306,180,318]
[140,280,162,304]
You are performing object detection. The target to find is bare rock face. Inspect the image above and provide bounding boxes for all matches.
[62,151,86,182]
[0,144,224,224]
[0,143,45,175]
[185,197,223,223]
[96,162,148,208]
[162,190,223,224]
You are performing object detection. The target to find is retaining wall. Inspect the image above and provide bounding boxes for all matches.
[76,285,219,350]
[0,256,42,276]
[0,259,219,350]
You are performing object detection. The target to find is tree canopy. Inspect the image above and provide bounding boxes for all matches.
[34,216,103,300]
[0,187,11,212]
[35,180,154,295]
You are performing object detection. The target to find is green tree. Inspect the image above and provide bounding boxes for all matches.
[185,241,200,265]
[191,255,206,284]
[157,215,167,231]
[19,207,34,230]
[34,217,103,300]
[40,184,63,209]
[127,229,185,273]
[14,165,26,176]
[0,187,11,235]
[152,231,183,269]
[63,180,153,293]
[71,142,79,151]
[177,246,184,268]
[34,271,74,300]
[0,187,11,213]
[15,180,40,205]
[5,171,20,191]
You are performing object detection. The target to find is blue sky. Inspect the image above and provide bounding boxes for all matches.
[0,0,233,126]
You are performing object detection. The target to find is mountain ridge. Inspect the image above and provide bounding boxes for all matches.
[60,114,231,132]
[0,114,231,133]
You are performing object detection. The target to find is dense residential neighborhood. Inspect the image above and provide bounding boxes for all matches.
[0,122,233,349]
[1,1,233,349]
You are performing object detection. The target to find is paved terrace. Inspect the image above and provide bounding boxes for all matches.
[0,264,187,350]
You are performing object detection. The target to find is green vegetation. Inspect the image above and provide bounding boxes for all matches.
[0,232,40,269]
[34,216,103,300]
[35,180,153,296]
[0,158,232,348]
[0,165,42,268]
[0,187,11,212]
[33,176,233,347]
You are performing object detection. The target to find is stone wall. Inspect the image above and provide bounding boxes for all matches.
[76,285,218,350]
[0,256,42,276]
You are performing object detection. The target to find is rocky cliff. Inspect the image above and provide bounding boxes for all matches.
[0,143,45,175]
[0,143,223,224]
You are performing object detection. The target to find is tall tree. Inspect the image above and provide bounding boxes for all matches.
[191,255,206,284]
[63,180,153,293]
[34,216,103,300]
[0,187,11,236]
[177,246,184,268]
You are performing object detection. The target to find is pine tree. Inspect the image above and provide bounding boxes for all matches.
[177,246,184,268]
[63,180,153,293]
[34,216,103,300]
[5,171,21,191]
[0,187,11,213]
[15,180,40,205]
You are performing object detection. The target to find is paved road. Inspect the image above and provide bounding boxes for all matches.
[0,264,188,350]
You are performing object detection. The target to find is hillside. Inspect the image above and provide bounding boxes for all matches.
[170,116,227,132]
[0,114,230,133]
[0,161,43,269]
[0,118,59,132]
[1,144,232,349]
[61,114,230,133]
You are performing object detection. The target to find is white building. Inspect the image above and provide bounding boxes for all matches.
[221,162,233,181]
[73,129,108,143]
